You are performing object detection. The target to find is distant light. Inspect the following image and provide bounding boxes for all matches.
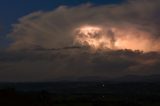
[102,84,105,87]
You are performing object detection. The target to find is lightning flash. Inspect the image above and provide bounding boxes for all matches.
[74,25,160,52]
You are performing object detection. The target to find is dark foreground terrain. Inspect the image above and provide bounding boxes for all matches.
[0,82,160,106]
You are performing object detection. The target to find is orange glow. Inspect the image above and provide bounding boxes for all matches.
[74,25,160,52]
[74,25,113,50]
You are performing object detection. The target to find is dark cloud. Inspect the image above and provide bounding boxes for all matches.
[0,49,160,82]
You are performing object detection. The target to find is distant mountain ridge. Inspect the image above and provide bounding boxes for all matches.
[50,74,160,82]
[112,74,160,82]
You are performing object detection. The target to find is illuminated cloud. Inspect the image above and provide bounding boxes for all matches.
[9,0,160,52]
[74,25,160,52]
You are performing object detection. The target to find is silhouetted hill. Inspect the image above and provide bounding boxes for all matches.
[50,74,160,83]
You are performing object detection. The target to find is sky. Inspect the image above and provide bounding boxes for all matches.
[0,0,160,82]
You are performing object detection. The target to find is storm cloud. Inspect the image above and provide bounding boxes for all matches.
[9,0,160,51]
[0,0,160,82]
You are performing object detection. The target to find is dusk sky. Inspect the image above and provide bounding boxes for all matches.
[0,0,160,82]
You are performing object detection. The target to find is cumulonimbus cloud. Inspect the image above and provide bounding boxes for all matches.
[1,0,160,82]
[9,0,160,52]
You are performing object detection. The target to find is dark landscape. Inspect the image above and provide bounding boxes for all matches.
[1,77,160,106]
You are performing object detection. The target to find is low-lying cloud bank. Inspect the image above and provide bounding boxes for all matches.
[0,49,160,82]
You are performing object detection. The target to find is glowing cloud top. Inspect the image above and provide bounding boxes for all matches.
[74,25,160,52]
[74,26,113,50]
